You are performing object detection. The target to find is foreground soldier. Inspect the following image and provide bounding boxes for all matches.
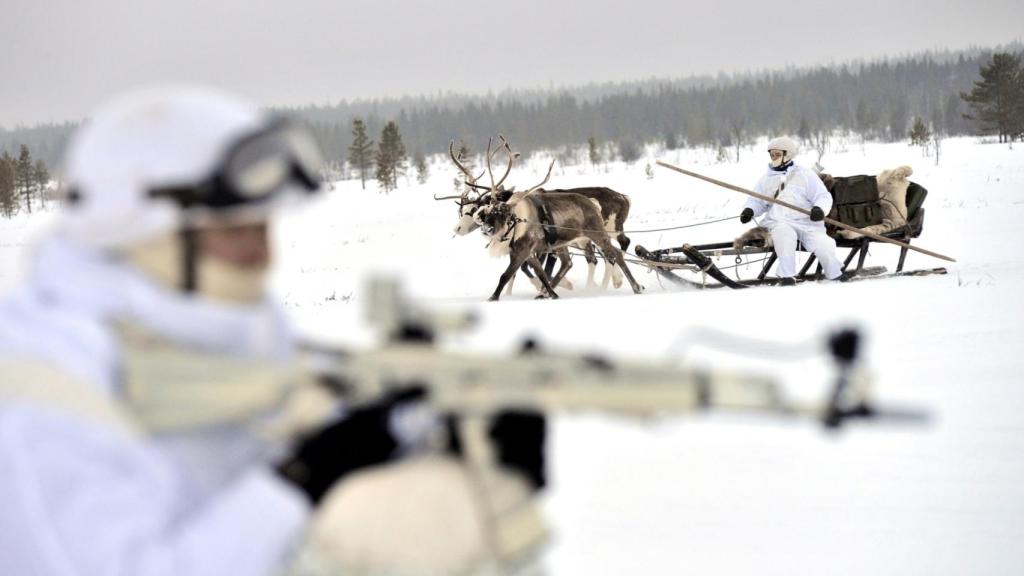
[739,136,843,284]
[0,87,543,575]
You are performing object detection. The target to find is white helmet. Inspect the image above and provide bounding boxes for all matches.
[766,136,799,167]
[60,85,323,249]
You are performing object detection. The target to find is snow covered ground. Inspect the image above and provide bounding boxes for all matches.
[2,136,1022,574]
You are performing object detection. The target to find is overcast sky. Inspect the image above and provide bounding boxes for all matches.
[1,0,1021,127]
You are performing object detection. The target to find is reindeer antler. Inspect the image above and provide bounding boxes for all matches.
[433,192,466,201]
[484,135,519,201]
[485,137,497,192]
[447,137,522,203]
[493,135,518,191]
[448,140,491,195]
[525,159,556,194]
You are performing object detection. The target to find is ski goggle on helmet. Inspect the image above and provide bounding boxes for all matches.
[149,117,324,212]
[60,86,326,248]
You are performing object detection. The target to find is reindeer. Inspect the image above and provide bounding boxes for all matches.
[436,138,574,294]
[438,137,632,291]
[530,186,631,289]
[472,160,644,301]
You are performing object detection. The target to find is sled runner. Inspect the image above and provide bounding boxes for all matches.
[635,170,949,289]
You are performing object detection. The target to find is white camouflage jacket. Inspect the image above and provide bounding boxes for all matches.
[0,236,311,576]
[744,163,833,229]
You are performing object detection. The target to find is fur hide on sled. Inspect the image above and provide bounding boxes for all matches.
[733,226,773,251]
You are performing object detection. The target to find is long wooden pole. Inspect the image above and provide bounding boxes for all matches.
[655,160,956,263]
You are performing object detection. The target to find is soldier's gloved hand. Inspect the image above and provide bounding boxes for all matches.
[276,387,428,505]
[810,206,825,222]
[447,410,548,491]
[739,208,754,224]
[490,410,547,490]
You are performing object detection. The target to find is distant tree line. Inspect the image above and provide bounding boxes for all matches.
[291,48,1019,165]
[0,144,50,218]
[0,123,74,172]
[2,46,1021,180]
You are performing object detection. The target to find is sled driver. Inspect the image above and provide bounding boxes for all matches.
[739,136,843,284]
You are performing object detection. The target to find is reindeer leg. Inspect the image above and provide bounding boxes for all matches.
[526,254,560,299]
[548,250,575,290]
[534,251,574,291]
[613,231,630,289]
[547,248,574,292]
[518,262,543,293]
[491,250,532,301]
[617,232,631,253]
[606,218,628,289]
[544,253,557,277]
[594,238,644,294]
[609,256,624,289]
[583,242,600,289]
[614,215,631,288]
[600,252,615,289]
[505,268,518,296]
[593,244,621,289]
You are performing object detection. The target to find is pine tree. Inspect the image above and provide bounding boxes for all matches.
[618,140,641,163]
[1016,70,1024,141]
[588,136,601,165]
[664,132,678,151]
[715,145,730,164]
[15,145,34,213]
[375,121,407,193]
[33,159,50,209]
[909,117,932,157]
[347,118,374,189]
[0,151,16,217]
[414,153,429,184]
[961,52,1024,143]
[393,125,408,187]
[909,117,931,146]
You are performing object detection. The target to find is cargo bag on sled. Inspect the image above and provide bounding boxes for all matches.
[827,175,882,229]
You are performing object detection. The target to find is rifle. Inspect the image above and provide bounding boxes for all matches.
[306,277,923,429]
[296,277,927,572]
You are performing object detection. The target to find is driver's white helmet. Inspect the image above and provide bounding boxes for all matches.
[766,136,800,167]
